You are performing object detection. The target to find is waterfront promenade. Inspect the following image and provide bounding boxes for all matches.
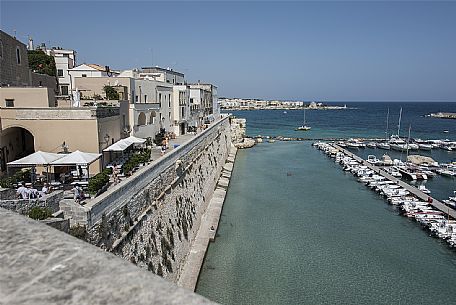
[178,145,238,291]
[332,144,456,219]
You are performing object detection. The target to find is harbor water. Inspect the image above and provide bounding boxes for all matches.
[196,102,456,305]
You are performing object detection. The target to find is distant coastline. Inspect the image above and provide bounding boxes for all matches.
[427,112,456,119]
[221,106,349,111]
[219,98,348,111]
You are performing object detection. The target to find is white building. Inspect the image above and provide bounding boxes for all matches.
[44,48,76,96]
[139,67,185,85]
[133,78,173,138]
[189,83,218,123]
[172,85,190,135]
[69,63,119,91]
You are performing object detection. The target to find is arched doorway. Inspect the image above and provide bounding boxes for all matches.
[138,112,146,126]
[0,127,35,172]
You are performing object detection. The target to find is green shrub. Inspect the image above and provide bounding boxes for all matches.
[29,207,53,220]
[70,225,88,241]
[103,85,120,100]
[88,167,112,195]
[122,150,151,175]
[0,169,31,188]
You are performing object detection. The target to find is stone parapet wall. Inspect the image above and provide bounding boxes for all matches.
[0,190,63,215]
[8,107,120,120]
[0,208,216,305]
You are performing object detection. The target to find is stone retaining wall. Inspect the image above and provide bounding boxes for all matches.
[69,116,232,283]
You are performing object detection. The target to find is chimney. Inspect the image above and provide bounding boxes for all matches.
[28,36,34,50]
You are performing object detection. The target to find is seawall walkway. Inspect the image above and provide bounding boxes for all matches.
[178,145,238,291]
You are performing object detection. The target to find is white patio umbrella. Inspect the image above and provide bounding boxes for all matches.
[50,150,101,180]
[7,151,65,183]
[50,150,101,166]
[7,151,64,167]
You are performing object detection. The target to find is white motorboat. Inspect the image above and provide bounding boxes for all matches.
[418,143,432,151]
[377,143,390,150]
[367,142,377,148]
[418,185,431,194]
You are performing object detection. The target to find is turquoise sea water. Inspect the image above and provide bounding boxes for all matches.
[197,103,456,305]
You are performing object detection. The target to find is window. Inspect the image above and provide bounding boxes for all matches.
[16,47,21,65]
[181,107,185,117]
[5,99,14,107]
[82,74,87,77]
[135,95,139,102]
[60,85,69,95]
[169,112,171,120]
[168,94,171,108]
[144,95,147,103]
[57,69,64,77]
[190,98,194,104]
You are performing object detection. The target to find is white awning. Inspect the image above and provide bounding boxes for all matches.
[124,136,146,145]
[103,136,146,152]
[103,140,131,152]
[50,150,101,166]
[7,151,64,167]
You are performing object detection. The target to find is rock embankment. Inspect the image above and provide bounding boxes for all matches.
[234,138,255,149]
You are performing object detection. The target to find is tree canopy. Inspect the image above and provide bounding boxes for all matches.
[28,50,56,77]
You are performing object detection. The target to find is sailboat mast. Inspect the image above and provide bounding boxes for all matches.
[397,107,402,137]
[385,108,389,140]
[304,108,306,125]
[406,124,411,159]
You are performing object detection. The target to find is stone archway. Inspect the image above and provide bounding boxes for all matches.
[138,112,146,126]
[0,126,35,172]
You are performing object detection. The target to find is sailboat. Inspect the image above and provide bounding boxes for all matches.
[296,108,311,131]
[378,108,391,150]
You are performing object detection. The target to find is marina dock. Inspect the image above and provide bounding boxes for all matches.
[332,143,456,219]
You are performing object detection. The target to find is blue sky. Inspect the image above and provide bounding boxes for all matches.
[1,1,455,101]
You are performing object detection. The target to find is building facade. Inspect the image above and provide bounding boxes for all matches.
[0,30,31,87]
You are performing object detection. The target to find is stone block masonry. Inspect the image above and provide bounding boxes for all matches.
[0,208,217,305]
[67,116,233,283]
[178,145,238,291]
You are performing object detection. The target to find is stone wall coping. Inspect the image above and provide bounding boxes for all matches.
[84,116,230,227]
[0,208,217,305]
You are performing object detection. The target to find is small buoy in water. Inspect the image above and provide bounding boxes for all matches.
[443,130,449,133]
